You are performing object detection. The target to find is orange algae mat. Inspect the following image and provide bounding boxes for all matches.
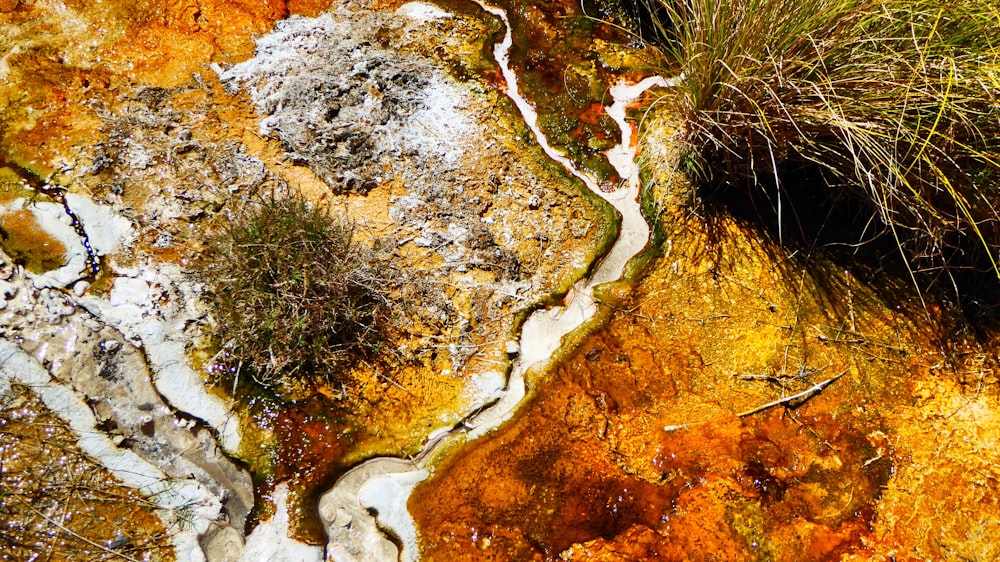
[410,211,1000,560]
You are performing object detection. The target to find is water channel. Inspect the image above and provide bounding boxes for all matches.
[317,2,676,560]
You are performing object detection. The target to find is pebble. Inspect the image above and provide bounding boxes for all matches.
[73,280,90,296]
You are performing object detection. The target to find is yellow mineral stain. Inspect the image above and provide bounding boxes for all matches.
[0,208,66,273]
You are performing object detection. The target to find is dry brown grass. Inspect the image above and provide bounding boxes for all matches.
[201,188,402,389]
[632,0,1000,295]
[0,385,173,561]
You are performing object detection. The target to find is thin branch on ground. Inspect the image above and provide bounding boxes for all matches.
[737,370,848,418]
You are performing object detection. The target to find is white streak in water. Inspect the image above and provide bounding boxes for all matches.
[461,2,667,439]
[241,483,324,562]
[320,3,679,561]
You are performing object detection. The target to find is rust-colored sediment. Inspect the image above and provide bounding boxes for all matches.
[0,0,299,177]
[411,206,1000,560]
[241,394,367,543]
[0,208,66,273]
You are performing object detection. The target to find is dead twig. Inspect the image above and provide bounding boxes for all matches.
[25,504,142,562]
[812,324,907,353]
[684,313,731,325]
[737,370,847,418]
[592,298,655,321]
[735,363,827,385]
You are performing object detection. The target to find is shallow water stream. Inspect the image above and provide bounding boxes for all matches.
[317,2,673,560]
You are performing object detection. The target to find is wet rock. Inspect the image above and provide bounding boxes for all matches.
[64,193,133,255]
[0,279,17,309]
[201,525,246,562]
[241,483,324,562]
[319,459,427,562]
[0,244,252,558]
[79,261,243,453]
[72,279,90,296]
[39,288,75,324]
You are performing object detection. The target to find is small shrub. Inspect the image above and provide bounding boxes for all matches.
[631,0,1000,283]
[203,189,394,387]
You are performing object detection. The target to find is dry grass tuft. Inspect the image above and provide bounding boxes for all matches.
[201,188,400,389]
[0,386,172,561]
[632,0,1000,290]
